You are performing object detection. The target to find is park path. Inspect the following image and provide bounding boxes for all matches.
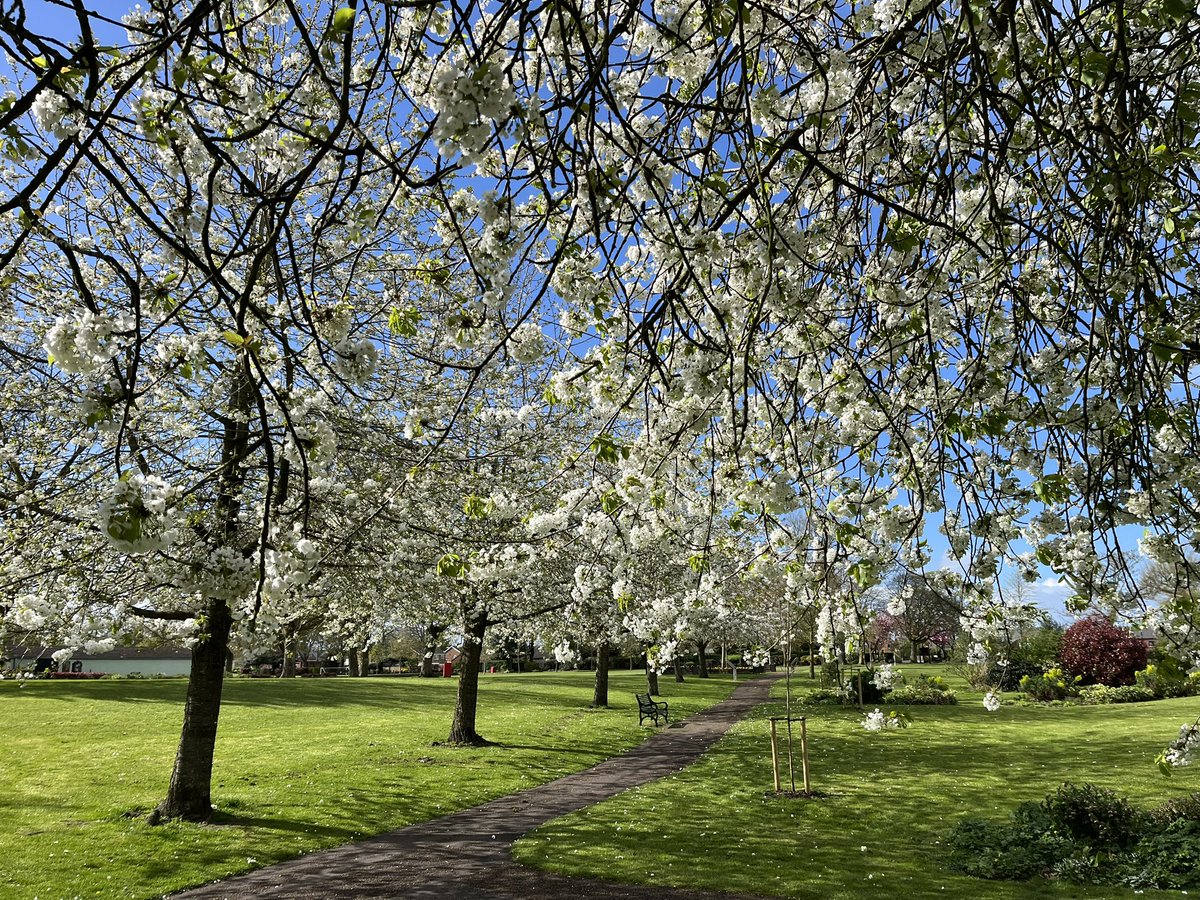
[173,675,781,900]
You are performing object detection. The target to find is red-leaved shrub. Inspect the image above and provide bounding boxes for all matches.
[1059,615,1147,687]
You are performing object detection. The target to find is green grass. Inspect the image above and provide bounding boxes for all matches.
[0,670,735,899]
[514,665,1200,899]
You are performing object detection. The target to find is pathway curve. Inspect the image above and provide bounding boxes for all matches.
[174,675,781,899]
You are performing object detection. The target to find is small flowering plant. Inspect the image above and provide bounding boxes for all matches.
[983,690,1002,712]
[861,708,911,731]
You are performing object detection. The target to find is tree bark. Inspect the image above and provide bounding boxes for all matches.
[358,646,369,676]
[347,650,360,678]
[153,356,252,823]
[280,625,296,678]
[645,656,660,696]
[154,597,233,822]
[447,613,488,745]
[696,640,709,678]
[421,622,444,677]
[591,642,610,708]
[674,661,685,683]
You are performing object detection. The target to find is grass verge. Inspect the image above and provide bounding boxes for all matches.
[0,669,734,899]
[513,664,1199,899]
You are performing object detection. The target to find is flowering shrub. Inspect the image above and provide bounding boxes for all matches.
[1134,662,1200,699]
[1059,615,1147,687]
[847,670,886,704]
[1019,667,1081,701]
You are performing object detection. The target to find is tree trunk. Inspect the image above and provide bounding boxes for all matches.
[645,656,660,696]
[421,622,444,677]
[280,626,296,678]
[809,625,817,679]
[696,640,709,678]
[154,598,233,822]
[674,662,685,683]
[347,650,360,678]
[591,642,610,708]
[447,614,488,745]
[358,646,369,676]
[154,357,252,823]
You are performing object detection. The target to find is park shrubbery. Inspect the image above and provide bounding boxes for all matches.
[1059,615,1147,686]
[803,670,956,705]
[948,783,1200,890]
[887,673,957,705]
[1018,667,1081,701]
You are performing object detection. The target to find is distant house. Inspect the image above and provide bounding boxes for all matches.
[5,644,192,677]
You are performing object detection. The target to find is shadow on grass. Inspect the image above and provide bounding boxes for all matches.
[207,811,360,840]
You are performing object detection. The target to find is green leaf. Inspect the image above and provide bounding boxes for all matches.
[849,560,877,589]
[462,495,488,520]
[436,553,465,578]
[329,6,356,36]
[591,433,624,465]
[388,305,419,337]
[1031,474,1071,505]
[1080,51,1110,88]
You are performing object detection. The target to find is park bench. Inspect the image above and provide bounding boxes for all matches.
[635,692,669,726]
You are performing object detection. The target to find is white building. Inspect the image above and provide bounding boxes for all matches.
[6,644,192,677]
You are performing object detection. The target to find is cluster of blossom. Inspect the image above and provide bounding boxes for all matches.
[175,546,259,602]
[983,691,1002,712]
[262,529,319,600]
[861,708,907,732]
[31,88,82,141]
[507,321,545,365]
[427,52,517,163]
[97,474,180,554]
[44,311,133,377]
[744,648,771,668]
[552,641,578,666]
[9,593,53,629]
[872,664,902,691]
[1160,719,1200,771]
[283,405,337,473]
[330,337,379,384]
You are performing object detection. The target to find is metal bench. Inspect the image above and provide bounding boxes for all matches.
[635,691,669,726]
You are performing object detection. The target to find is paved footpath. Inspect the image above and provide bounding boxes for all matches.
[175,675,780,900]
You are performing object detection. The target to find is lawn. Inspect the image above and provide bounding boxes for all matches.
[0,669,735,899]
[513,665,1200,899]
